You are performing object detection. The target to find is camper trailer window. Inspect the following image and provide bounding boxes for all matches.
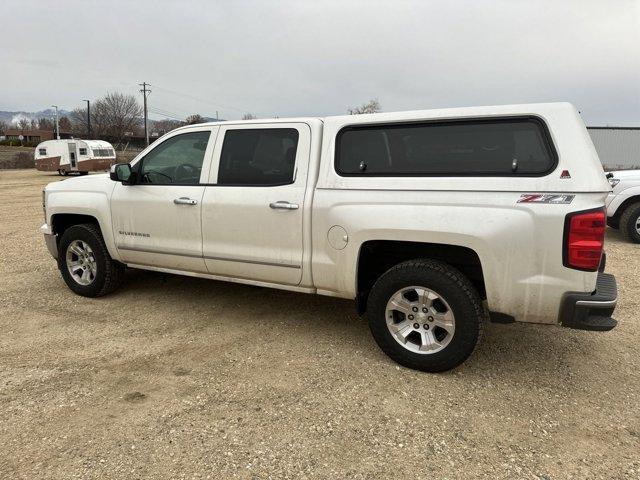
[39,148,47,156]
[79,148,87,155]
[93,148,115,157]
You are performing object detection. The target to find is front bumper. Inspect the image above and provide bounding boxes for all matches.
[40,223,58,259]
[559,272,617,331]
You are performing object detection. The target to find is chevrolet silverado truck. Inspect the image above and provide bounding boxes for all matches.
[41,103,618,372]
[606,169,640,243]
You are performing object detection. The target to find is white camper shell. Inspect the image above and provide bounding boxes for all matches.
[34,139,116,175]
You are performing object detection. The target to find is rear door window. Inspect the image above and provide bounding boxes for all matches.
[335,118,557,176]
[217,128,299,186]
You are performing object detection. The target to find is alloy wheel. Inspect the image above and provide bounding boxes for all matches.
[385,286,455,354]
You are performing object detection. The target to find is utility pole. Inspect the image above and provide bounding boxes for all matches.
[83,99,91,139]
[139,82,151,146]
[51,105,60,139]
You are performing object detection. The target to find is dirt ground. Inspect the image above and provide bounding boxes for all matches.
[0,169,638,479]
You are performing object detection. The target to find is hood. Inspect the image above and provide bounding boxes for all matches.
[45,173,112,192]
[607,169,640,180]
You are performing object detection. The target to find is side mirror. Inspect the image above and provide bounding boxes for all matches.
[110,163,134,184]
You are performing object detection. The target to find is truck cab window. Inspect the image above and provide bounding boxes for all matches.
[139,131,211,185]
[217,128,299,185]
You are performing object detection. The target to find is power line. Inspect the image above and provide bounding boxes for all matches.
[151,84,254,115]
[147,108,185,122]
[148,104,188,119]
[148,106,183,118]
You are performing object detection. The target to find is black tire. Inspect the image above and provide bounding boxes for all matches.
[367,259,485,372]
[57,223,125,297]
[79,171,89,176]
[620,202,640,244]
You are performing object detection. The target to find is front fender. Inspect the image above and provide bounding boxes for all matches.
[46,190,121,262]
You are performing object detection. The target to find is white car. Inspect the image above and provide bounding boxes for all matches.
[41,102,617,372]
[606,169,640,243]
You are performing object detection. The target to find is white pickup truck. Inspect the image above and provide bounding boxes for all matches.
[606,170,640,243]
[41,102,617,372]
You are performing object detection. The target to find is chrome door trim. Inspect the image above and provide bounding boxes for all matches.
[117,245,203,258]
[204,254,301,269]
[116,245,301,269]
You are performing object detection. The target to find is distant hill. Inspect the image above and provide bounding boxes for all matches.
[0,108,72,125]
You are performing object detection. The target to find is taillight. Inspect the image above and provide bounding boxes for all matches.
[563,208,606,271]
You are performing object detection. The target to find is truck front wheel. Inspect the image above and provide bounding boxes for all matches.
[57,223,125,297]
[620,202,640,243]
[367,259,484,372]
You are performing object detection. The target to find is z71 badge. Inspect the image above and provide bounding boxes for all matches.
[517,194,575,204]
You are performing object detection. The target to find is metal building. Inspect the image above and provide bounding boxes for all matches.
[588,127,640,170]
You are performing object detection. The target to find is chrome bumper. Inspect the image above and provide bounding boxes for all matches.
[40,223,58,259]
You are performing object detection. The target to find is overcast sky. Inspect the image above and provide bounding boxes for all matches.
[2,0,639,125]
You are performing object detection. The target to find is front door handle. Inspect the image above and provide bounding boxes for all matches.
[174,197,198,205]
[269,201,299,210]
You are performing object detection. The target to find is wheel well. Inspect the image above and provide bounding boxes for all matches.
[611,195,640,221]
[356,240,486,314]
[51,214,99,237]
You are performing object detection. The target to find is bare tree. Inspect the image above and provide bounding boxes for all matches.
[91,92,143,143]
[242,113,256,120]
[17,118,30,132]
[30,119,38,129]
[0,120,7,135]
[152,119,184,135]
[347,99,381,115]
[68,107,89,135]
[58,116,72,133]
[37,118,53,130]
[185,114,205,125]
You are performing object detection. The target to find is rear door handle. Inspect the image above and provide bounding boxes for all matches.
[174,197,198,205]
[269,201,299,210]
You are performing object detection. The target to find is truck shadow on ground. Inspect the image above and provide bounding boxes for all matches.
[115,267,606,378]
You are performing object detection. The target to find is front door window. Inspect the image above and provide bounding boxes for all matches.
[138,131,211,185]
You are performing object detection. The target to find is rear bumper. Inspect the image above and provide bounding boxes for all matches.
[559,272,617,331]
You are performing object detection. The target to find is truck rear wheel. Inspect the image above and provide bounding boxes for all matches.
[57,223,125,297]
[620,202,640,243]
[367,259,484,372]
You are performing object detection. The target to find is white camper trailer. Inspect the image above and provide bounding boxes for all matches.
[34,139,116,175]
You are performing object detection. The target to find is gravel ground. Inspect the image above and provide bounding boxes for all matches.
[0,169,638,479]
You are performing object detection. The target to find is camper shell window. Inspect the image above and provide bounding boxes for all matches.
[79,148,87,155]
[335,117,557,177]
[38,148,47,156]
